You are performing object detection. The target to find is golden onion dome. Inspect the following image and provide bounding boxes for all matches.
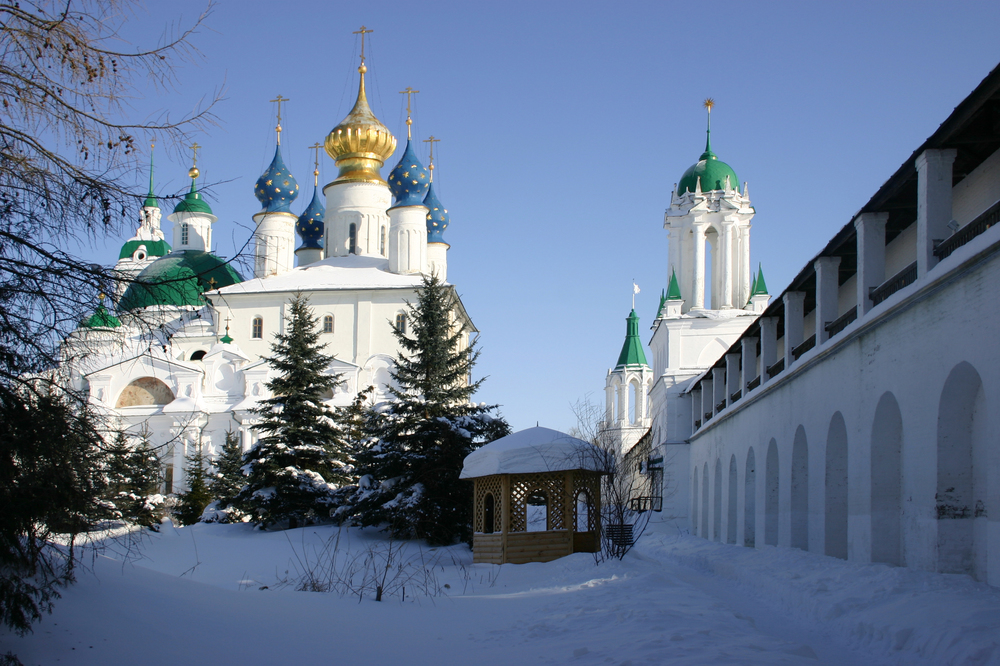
[325,64,397,185]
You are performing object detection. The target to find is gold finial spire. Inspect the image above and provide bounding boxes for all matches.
[309,142,322,186]
[400,87,420,140]
[353,25,373,73]
[188,142,201,180]
[703,97,715,111]
[423,135,439,181]
[324,27,396,184]
[702,98,715,155]
[270,95,290,145]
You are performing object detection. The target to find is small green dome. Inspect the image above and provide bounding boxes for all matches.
[174,180,213,215]
[118,251,242,311]
[677,149,739,195]
[80,304,121,329]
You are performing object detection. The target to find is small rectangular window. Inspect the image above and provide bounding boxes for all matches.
[181,223,189,245]
[252,316,263,339]
[395,313,406,334]
[323,315,334,334]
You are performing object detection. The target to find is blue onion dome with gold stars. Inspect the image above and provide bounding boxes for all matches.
[388,139,430,206]
[254,145,300,213]
[424,182,449,243]
[296,186,325,249]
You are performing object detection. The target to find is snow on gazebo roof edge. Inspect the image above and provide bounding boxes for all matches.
[460,426,608,479]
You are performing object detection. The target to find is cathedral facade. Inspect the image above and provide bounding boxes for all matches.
[64,52,470,494]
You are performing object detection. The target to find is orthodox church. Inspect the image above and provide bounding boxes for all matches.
[618,66,1000,587]
[63,46,470,494]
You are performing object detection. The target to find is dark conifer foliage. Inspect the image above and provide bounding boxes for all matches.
[0,386,105,635]
[175,448,213,525]
[210,429,247,511]
[346,274,509,545]
[102,431,163,528]
[237,294,351,528]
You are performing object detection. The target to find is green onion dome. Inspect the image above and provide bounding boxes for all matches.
[118,251,242,311]
[80,304,121,329]
[174,180,214,215]
[677,147,739,195]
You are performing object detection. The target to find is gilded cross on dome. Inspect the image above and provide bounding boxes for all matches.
[309,142,322,186]
[353,25,373,69]
[400,87,420,139]
[270,95,289,144]
[423,135,439,181]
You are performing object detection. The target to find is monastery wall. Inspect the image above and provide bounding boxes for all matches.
[685,214,1000,586]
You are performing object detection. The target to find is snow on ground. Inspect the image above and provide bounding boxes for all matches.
[3,517,1000,665]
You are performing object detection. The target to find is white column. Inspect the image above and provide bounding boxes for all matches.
[691,387,702,431]
[855,212,888,316]
[712,367,725,415]
[739,226,751,308]
[701,379,713,422]
[720,221,734,309]
[916,148,957,277]
[782,291,805,366]
[814,256,841,344]
[725,353,740,406]
[741,336,758,392]
[692,224,706,309]
[759,317,778,385]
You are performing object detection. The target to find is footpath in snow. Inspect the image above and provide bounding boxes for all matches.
[2,519,999,665]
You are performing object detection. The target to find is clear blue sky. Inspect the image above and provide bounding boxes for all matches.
[92,0,1000,432]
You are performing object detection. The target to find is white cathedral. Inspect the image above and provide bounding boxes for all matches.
[63,52,470,494]
[611,67,1000,588]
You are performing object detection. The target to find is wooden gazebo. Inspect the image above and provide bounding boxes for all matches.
[461,427,605,564]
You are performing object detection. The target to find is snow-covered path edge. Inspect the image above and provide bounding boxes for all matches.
[643,530,1000,665]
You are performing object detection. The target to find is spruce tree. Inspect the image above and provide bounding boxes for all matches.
[175,448,213,525]
[349,274,509,545]
[210,429,247,514]
[102,431,163,528]
[236,294,351,529]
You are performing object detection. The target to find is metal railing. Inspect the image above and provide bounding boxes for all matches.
[766,357,785,377]
[791,334,816,360]
[825,306,858,337]
[629,496,663,512]
[716,400,726,413]
[934,199,1000,260]
[870,261,917,306]
[731,389,741,403]
[747,375,761,391]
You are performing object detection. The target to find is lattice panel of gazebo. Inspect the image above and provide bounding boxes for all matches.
[509,473,567,532]
[474,475,503,533]
[573,473,601,533]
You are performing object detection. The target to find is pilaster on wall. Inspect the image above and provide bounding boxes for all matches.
[782,291,805,365]
[916,148,957,277]
[814,256,841,343]
[725,353,740,406]
[855,212,888,316]
[701,380,713,423]
[759,317,778,385]
[712,367,725,415]
[741,336,758,392]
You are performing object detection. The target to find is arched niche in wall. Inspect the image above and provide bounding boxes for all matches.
[116,377,174,408]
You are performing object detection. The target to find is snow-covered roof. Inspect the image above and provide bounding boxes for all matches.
[214,255,434,296]
[460,426,607,479]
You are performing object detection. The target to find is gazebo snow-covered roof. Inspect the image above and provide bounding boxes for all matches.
[460,427,606,479]
[462,427,606,565]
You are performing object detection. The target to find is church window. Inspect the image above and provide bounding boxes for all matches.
[380,226,386,256]
[164,464,174,494]
[395,312,407,334]
[181,223,189,245]
[189,350,206,361]
[323,315,334,334]
[252,316,263,339]
[349,223,357,254]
